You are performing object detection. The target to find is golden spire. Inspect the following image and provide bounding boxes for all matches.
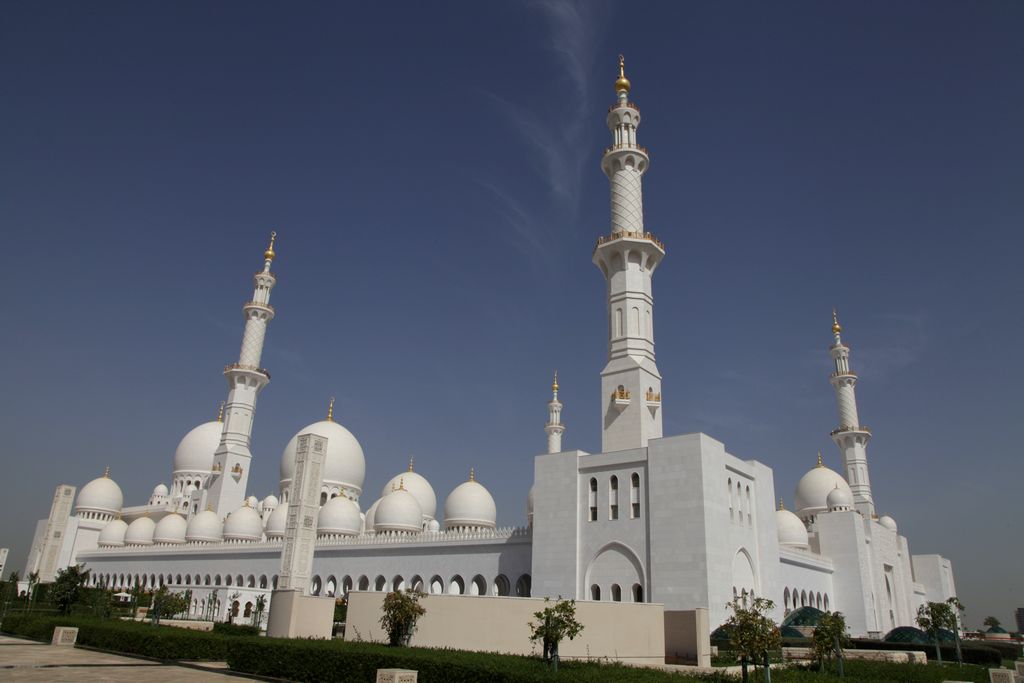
[615,54,631,94]
[398,477,406,491]
[217,401,225,422]
[408,456,415,472]
[264,231,277,262]
[103,466,110,478]
[778,498,785,511]
[326,397,335,422]
[469,467,475,482]
[552,370,559,393]
[817,451,824,468]
[244,498,251,507]
[832,309,842,335]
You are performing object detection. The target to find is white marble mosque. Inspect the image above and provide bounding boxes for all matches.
[22,57,957,636]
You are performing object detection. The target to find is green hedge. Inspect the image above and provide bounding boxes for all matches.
[0,614,237,660]
[775,660,993,683]
[211,621,259,637]
[226,638,725,682]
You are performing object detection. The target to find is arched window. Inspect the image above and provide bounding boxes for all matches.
[342,576,353,595]
[591,584,601,601]
[410,575,424,593]
[259,575,268,589]
[784,587,790,613]
[632,584,644,602]
[244,601,253,618]
[320,492,327,506]
[374,576,386,592]
[429,575,443,595]
[470,575,487,596]
[493,574,511,597]
[272,575,279,589]
[326,576,337,597]
[588,478,598,522]
[392,576,405,592]
[737,482,743,522]
[231,600,240,618]
[448,575,465,595]
[609,476,619,520]
[310,576,322,596]
[225,575,233,586]
[745,486,752,526]
[611,584,621,602]
[630,472,640,518]
[357,576,369,591]
[823,594,829,611]
[515,574,531,597]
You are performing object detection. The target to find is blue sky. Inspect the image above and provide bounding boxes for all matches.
[1,1,1020,627]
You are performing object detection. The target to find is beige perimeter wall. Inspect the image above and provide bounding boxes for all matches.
[345,592,666,665]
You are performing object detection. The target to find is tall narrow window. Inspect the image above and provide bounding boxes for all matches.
[611,584,621,602]
[588,478,597,522]
[632,584,644,602]
[745,485,752,526]
[591,584,601,601]
[630,472,640,518]
[609,475,619,520]
[728,477,734,521]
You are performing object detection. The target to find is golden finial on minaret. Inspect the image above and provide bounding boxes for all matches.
[408,456,415,472]
[469,467,476,482]
[398,477,406,491]
[552,370,559,393]
[832,309,842,335]
[778,498,785,511]
[264,231,277,262]
[615,54,631,93]
[817,451,824,468]
[217,401,225,422]
[103,466,110,478]
[326,397,335,422]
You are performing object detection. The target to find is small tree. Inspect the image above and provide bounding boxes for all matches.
[983,616,1001,629]
[379,590,426,647]
[946,597,964,666]
[50,565,90,615]
[529,598,584,671]
[150,586,189,625]
[917,601,955,664]
[228,591,241,623]
[812,611,850,676]
[253,594,267,628]
[724,597,781,683]
[26,571,39,612]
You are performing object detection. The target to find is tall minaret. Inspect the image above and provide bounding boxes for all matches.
[545,371,565,454]
[206,233,278,516]
[592,55,665,453]
[828,310,875,517]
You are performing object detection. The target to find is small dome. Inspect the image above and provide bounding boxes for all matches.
[363,498,381,533]
[426,518,440,532]
[124,516,156,546]
[97,518,128,547]
[318,496,361,536]
[878,515,898,532]
[76,471,124,515]
[262,494,279,509]
[246,495,259,509]
[794,458,853,518]
[382,469,436,520]
[185,509,223,543]
[152,483,169,497]
[444,475,497,530]
[280,420,366,496]
[173,421,221,473]
[827,486,854,512]
[776,508,809,548]
[223,504,263,542]
[374,487,423,533]
[265,503,288,539]
[153,513,187,544]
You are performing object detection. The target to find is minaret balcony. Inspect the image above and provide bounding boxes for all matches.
[594,230,665,253]
[224,363,271,380]
[612,388,631,412]
[830,425,871,439]
[645,391,661,415]
[608,101,640,113]
[243,301,275,313]
[830,370,857,379]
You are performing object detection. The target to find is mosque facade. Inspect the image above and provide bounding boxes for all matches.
[23,58,957,636]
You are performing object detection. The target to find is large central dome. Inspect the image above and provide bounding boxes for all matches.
[173,421,222,473]
[280,419,366,497]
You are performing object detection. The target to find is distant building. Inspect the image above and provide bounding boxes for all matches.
[21,57,958,636]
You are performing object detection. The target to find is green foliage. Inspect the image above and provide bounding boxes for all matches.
[723,596,781,665]
[983,616,1001,629]
[529,597,584,667]
[811,611,849,672]
[333,596,347,623]
[0,614,238,660]
[917,601,958,664]
[50,565,90,615]
[149,587,189,625]
[379,590,426,647]
[212,621,259,636]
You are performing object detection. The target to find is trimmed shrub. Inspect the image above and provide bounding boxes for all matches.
[212,622,259,637]
[1,614,236,660]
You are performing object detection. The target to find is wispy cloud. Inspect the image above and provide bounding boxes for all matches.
[478,0,610,262]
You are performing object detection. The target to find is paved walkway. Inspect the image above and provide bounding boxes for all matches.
[0,635,241,681]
